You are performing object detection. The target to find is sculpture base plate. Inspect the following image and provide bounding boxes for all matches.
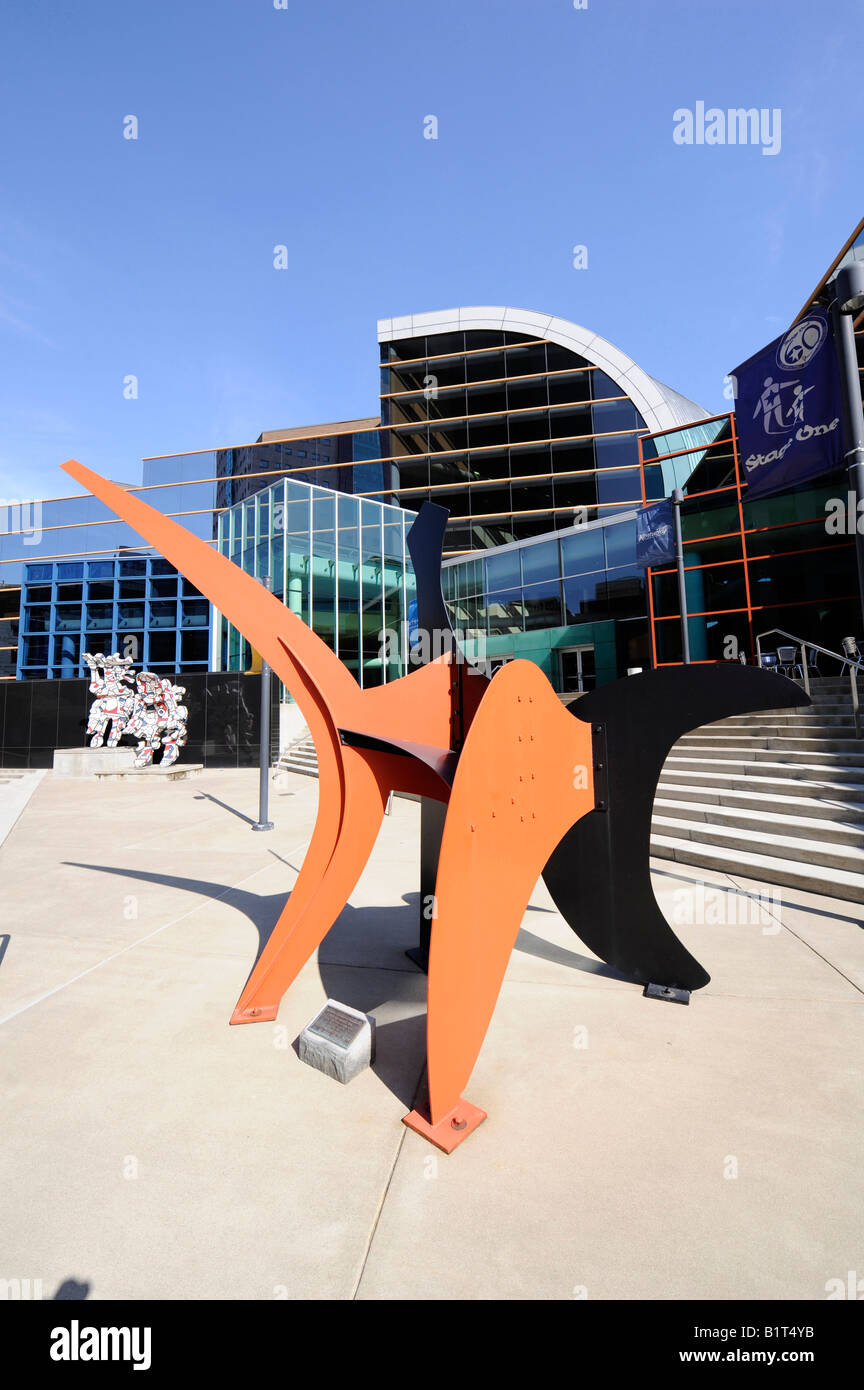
[230,1003,278,1025]
[644,982,690,1005]
[402,1100,486,1153]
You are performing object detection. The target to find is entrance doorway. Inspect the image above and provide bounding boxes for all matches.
[558,645,596,695]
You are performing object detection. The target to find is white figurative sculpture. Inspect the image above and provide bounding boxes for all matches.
[83,652,189,767]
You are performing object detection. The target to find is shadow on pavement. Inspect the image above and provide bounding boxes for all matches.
[53,1278,90,1300]
[62,860,633,1108]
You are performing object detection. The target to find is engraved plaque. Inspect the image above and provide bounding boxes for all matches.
[308,1004,365,1050]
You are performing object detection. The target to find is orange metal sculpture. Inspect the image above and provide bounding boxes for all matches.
[61,458,599,1151]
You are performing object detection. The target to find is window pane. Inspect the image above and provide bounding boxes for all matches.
[604,519,637,568]
[560,527,605,575]
[180,599,210,627]
[522,579,563,630]
[117,603,144,629]
[520,540,559,586]
[55,604,82,632]
[149,601,177,628]
[485,549,520,592]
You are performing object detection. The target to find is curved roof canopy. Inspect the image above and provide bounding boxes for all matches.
[378,305,706,437]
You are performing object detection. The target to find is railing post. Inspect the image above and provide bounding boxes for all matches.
[851,665,861,740]
[800,645,810,698]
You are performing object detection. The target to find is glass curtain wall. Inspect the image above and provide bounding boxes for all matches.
[380,330,649,553]
[441,514,646,637]
[216,477,415,689]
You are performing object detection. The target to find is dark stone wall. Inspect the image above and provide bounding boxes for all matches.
[0,674,280,769]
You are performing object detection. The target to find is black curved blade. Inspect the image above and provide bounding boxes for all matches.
[542,666,811,991]
[405,502,454,651]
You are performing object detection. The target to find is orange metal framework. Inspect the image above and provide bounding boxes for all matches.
[638,413,855,667]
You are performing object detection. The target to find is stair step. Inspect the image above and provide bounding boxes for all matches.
[653,797,864,844]
[715,704,856,716]
[664,754,864,785]
[653,814,864,869]
[659,765,864,800]
[656,780,864,823]
[649,833,864,903]
[710,717,859,732]
[677,733,864,755]
[675,750,864,772]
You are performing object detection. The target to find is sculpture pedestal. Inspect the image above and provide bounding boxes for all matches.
[53,746,138,777]
[94,763,202,782]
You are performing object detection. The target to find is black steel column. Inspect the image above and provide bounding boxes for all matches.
[406,797,447,972]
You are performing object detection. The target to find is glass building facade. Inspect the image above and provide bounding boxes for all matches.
[216,476,416,687]
[4,238,859,694]
[442,512,648,691]
[379,331,652,553]
[0,307,701,687]
[17,555,208,680]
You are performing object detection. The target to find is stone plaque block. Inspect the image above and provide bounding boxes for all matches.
[297,999,376,1085]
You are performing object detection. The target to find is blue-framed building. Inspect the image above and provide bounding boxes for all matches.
[17,555,208,681]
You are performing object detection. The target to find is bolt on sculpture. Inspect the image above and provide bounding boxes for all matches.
[63,458,809,1152]
[84,651,188,767]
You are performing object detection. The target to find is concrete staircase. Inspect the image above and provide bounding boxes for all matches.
[651,677,864,901]
[276,731,319,779]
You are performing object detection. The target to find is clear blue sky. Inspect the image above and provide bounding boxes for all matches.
[1,0,860,500]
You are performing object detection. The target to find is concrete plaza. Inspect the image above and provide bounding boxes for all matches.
[0,766,861,1301]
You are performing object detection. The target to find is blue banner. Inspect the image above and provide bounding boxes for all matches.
[636,499,677,567]
[731,309,843,501]
[407,598,420,648]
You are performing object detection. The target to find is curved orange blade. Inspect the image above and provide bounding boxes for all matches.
[410,660,596,1129]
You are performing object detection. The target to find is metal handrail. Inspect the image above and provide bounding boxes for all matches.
[755,627,863,737]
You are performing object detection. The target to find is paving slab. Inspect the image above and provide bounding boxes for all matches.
[358,986,863,1301]
[0,767,861,1301]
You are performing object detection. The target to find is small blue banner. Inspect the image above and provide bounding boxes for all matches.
[731,309,843,501]
[407,598,420,648]
[636,499,677,567]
